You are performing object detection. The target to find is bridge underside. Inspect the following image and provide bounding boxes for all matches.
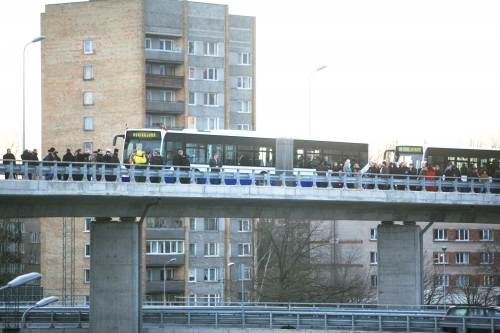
[0,180,498,223]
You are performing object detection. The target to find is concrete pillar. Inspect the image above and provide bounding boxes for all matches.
[377,221,422,305]
[90,217,142,333]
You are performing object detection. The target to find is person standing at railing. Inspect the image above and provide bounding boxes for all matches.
[150,150,163,183]
[408,163,418,191]
[315,160,328,188]
[106,148,121,182]
[173,150,190,184]
[425,164,437,192]
[28,148,39,180]
[480,169,489,194]
[2,148,16,180]
[74,149,90,181]
[133,149,148,183]
[43,147,56,181]
[62,149,75,181]
[379,161,390,190]
[53,151,61,180]
[209,153,223,185]
[398,161,409,191]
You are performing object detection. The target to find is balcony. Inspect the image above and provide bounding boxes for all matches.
[146,74,183,89]
[146,49,184,64]
[146,100,184,114]
[146,279,184,293]
[147,254,185,266]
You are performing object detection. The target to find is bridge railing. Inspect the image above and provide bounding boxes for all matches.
[1,159,500,193]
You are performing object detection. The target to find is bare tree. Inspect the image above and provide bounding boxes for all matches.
[452,270,497,306]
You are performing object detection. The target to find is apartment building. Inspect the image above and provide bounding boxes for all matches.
[39,0,256,304]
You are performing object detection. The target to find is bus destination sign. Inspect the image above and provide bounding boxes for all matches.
[396,146,423,153]
[128,131,161,139]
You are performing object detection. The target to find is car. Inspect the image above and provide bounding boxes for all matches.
[441,305,500,333]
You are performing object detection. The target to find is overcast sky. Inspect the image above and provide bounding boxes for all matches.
[2,0,500,155]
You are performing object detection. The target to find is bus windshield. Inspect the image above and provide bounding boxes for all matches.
[124,130,162,162]
[395,146,424,170]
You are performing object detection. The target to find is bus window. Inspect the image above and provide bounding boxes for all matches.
[224,145,236,166]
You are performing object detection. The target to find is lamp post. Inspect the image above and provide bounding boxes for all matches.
[308,65,327,135]
[240,263,245,305]
[0,272,42,291]
[442,246,447,310]
[221,262,234,305]
[163,258,177,306]
[21,296,58,333]
[23,36,46,152]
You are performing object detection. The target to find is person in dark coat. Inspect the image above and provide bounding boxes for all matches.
[53,151,62,180]
[3,148,16,180]
[74,149,90,181]
[20,149,31,179]
[107,148,121,182]
[209,153,223,184]
[43,147,56,180]
[315,160,329,188]
[28,148,39,180]
[150,150,164,183]
[173,150,190,184]
[62,149,76,180]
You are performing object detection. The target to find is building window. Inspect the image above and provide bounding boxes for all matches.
[481,229,494,241]
[237,124,250,131]
[433,252,448,264]
[145,38,152,49]
[30,253,39,264]
[204,268,218,282]
[188,41,195,54]
[21,243,25,254]
[456,275,469,287]
[83,40,93,54]
[238,243,252,256]
[203,42,218,56]
[370,228,377,240]
[204,243,219,257]
[146,240,184,254]
[189,269,196,282]
[83,66,93,80]
[203,68,218,81]
[146,63,152,74]
[237,76,252,89]
[161,91,175,102]
[146,90,152,101]
[435,275,448,286]
[456,252,470,264]
[189,243,196,256]
[204,117,219,130]
[84,218,92,232]
[84,142,93,154]
[456,229,469,241]
[188,67,195,80]
[84,116,93,131]
[434,229,448,241]
[237,101,251,113]
[370,252,377,264]
[146,269,152,282]
[189,218,196,231]
[189,92,196,105]
[370,275,377,287]
[83,91,94,106]
[84,269,90,283]
[203,93,218,106]
[238,52,250,65]
[238,266,251,280]
[161,268,175,281]
[238,219,251,232]
[159,65,165,75]
[84,243,90,258]
[480,252,494,264]
[204,218,218,231]
[484,276,495,286]
[159,39,174,51]
[31,232,39,243]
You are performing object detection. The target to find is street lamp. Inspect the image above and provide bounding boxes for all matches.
[21,296,58,333]
[23,36,46,152]
[0,272,42,291]
[308,65,327,135]
[240,263,246,305]
[442,246,447,310]
[163,258,177,306]
[221,262,234,305]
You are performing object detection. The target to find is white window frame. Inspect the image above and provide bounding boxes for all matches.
[84,243,90,258]
[84,269,90,283]
[370,275,377,287]
[456,252,470,264]
[161,91,175,102]
[237,76,252,89]
[484,275,495,286]
[434,252,448,264]
[237,124,250,131]
[204,218,218,231]
[203,68,218,81]
[238,52,251,65]
[238,243,252,256]
[481,229,494,241]
[456,229,469,241]
[83,65,93,80]
[146,269,152,282]
[434,229,448,241]
[456,275,469,287]
[189,218,196,231]
[189,243,196,256]
[162,268,175,281]
[146,90,152,101]
[83,40,93,54]
[159,39,174,51]
[370,228,377,240]
[480,252,494,264]
[204,243,219,257]
[203,42,218,56]
[84,218,92,232]
[83,91,94,106]
[188,67,195,80]
[84,116,94,131]
[238,266,251,280]
[84,142,93,154]
[189,92,196,105]
[204,117,219,130]
[436,275,449,286]
[238,219,251,232]
[188,41,195,55]
[145,38,152,49]
[146,240,184,254]
[189,269,196,282]
[31,232,39,243]
[237,100,251,113]
[146,63,152,74]
[370,252,378,264]
[204,268,218,282]
[159,65,165,76]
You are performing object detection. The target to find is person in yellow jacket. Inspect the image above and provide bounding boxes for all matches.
[133,150,148,182]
